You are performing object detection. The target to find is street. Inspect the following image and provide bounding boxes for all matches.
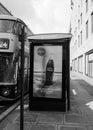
[70,71,93,111]
[0,71,93,130]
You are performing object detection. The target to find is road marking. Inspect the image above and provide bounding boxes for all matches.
[72,89,77,95]
[86,101,93,111]
[16,104,28,110]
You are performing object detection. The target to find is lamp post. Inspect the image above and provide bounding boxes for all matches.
[20,26,25,130]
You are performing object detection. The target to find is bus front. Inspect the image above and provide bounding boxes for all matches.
[0,16,22,100]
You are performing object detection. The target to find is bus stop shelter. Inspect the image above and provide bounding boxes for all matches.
[28,33,71,112]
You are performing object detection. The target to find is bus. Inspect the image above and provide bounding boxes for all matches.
[0,15,32,101]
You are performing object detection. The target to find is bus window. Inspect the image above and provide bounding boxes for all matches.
[0,20,15,33]
[13,21,22,35]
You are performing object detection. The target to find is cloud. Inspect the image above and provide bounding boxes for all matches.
[0,0,71,33]
[29,0,71,33]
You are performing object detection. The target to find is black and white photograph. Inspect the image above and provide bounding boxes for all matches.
[0,0,93,130]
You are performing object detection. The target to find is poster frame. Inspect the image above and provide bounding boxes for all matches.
[29,38,70,111]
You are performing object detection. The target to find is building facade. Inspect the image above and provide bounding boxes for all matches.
[70,0,93,85]
[0,3,12,15]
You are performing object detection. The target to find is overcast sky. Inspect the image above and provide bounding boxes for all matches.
[0,0,71,34]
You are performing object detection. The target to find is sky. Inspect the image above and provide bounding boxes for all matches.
[0,0,71,34]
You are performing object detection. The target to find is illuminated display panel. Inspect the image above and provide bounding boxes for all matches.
[33,45,63,99]
[0,39,9,49]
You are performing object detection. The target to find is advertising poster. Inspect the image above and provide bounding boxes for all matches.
[33,45,63,99]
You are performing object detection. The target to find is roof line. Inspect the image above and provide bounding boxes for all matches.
[0,2,13,16]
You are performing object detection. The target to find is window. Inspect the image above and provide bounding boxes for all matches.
[75,40,77,50]
[80,31,82,45]
[86,20,88,39]
[78,56,83,73]
[85,52,93,78]
[86,0,88,13]
[74,58,78,71]
[78,19,80,30]
[13,22,23,35]
[91,12,93,33]
[76,27,77,34]
[78,35,80,47]
[81,0,82,7]
[0,53,19,83]
[0,20,15,33]
[80,13,82,25]
[72,58,78,71]
[78,5,80,14]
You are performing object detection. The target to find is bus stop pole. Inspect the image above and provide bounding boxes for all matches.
[20,26,25,130]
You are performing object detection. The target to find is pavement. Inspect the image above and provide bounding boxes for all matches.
[0,71,93,130]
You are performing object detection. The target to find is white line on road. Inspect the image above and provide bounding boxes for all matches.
[16,104,29,110]
[86,101,93,106]
[89,105,93,111]
[86,101,93,111]
[72,89,77,95]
